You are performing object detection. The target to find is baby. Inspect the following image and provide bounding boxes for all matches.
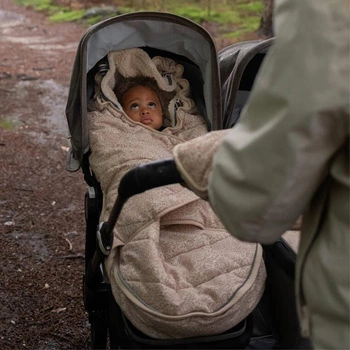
[116,77,170,130]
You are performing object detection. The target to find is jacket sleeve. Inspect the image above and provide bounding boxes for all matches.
[207,0,349,243]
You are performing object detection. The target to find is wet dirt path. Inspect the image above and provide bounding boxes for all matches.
[0,0,90,348]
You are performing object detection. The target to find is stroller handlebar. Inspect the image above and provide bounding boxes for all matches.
[109,158,183,237]
[118,158,183,199]
[89,158,183,283]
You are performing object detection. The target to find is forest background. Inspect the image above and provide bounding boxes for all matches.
[17,0,274,46]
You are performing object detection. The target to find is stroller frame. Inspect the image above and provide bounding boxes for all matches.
[67,11,255,349]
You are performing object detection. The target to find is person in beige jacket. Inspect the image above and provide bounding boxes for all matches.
[172,0,349,349]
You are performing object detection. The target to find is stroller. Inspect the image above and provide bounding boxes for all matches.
[65,12,311,350]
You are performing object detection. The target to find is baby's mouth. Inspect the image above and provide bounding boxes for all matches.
[141,118,153,125]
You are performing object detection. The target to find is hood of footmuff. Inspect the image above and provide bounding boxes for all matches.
[96,48,200,128]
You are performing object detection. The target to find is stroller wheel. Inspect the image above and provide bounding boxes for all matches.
[90,310,108,349]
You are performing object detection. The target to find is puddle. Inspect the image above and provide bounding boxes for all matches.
[0,9,27,28]
[0,9,77,140]
[15,79,70,138]
[0,9,77,52]
[2,35,78,51]
[40,80,70,136]
[2,36,58,44]
[30,43,78,52]
[10,232,50,260]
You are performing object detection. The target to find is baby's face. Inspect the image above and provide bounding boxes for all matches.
[121,85,163,130]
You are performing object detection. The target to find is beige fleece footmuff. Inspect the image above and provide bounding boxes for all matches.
[88,48,266,339]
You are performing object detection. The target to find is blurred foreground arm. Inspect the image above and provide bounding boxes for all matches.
[173,0,349,244]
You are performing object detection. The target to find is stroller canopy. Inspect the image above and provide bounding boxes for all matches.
[218,38,274,128]
[65,12,221,171]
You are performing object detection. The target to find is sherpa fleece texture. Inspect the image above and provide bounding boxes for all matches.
[88,48,266,339]
[173,130,230,200]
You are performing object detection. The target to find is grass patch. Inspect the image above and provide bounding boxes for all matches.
[49,9,86,22]
[162,1,261,37]
[237,0,263,13]
[16,0,59,13]
[15,0,263,40]
[223,28,249,39]
[235,14,261,34]
[170,6,209,23]
[84,15,103,25]
[0,118,21,130]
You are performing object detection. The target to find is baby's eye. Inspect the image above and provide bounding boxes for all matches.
[148,102,156,108]
[130,103,139,109]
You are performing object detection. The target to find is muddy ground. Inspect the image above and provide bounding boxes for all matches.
[0,1,262,349]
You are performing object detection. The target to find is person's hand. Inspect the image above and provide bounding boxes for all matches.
[173,130,230,200]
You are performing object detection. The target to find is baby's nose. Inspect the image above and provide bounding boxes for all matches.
[141,107,150,115]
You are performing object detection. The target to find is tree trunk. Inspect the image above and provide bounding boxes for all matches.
[258,0,274,38]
